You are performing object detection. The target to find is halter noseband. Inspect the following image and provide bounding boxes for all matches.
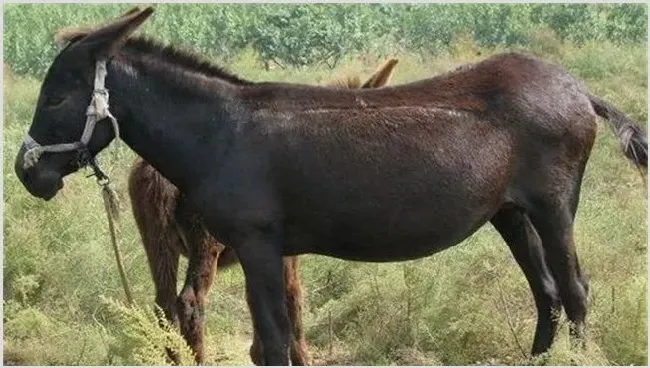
[22,59,120,178]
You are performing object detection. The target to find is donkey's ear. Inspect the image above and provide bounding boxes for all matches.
[69,6,154,59]
[120,6,143,18]
[54,7,142,49]
[361,58,399,88]
[55,27,91,49]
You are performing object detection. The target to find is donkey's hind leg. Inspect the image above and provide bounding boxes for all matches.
[491,206,562,355]
[284,257,310,365]
[528,196,589,348]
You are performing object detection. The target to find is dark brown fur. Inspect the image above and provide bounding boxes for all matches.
[127,60,399,365]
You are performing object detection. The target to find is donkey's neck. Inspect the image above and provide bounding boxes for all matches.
[106,57,241,191]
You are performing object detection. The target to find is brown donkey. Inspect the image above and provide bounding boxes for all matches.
[127,59,399,365]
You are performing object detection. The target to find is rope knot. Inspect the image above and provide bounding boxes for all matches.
[87,90,110,118]
[24,147,44,169]
[101,182,122,221]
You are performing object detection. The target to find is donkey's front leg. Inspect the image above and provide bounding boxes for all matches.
[234,229,290,365]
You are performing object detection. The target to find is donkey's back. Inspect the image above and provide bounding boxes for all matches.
[208,53,601,262]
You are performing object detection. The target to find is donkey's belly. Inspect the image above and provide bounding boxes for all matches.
[281,180,502,262]
[271,110,513,261]
[283,210,494,262]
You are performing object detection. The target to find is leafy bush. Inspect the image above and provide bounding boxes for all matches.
[100,297,195,366]
[3,4,647,77]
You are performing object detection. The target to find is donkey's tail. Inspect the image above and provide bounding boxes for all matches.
[589,94,647,169]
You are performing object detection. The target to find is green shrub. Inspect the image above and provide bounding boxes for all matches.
[3,4,647,78]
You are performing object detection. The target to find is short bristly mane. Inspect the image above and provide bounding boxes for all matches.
[56,27,253,86]
[122,36,254,86]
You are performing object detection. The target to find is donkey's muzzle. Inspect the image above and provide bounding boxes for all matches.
[14,144,64,201]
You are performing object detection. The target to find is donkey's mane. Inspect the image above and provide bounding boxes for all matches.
[123,36,254,86]
[56,24,254,86]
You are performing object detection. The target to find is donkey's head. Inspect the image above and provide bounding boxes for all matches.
[14,7,154,200]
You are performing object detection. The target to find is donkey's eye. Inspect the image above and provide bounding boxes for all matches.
[45,95,66,107]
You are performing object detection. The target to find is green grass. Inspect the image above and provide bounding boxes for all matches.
[3,38,647,365]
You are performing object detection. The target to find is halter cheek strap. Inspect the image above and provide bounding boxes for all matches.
[22,59,120,170]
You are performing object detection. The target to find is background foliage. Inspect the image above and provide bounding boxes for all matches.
[3,3,648,77]
[3,3,648,366]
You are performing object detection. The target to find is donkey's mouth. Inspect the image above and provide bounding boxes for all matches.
[38,179,63,201]
[28,177,64,201]
[52,179,64,197]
